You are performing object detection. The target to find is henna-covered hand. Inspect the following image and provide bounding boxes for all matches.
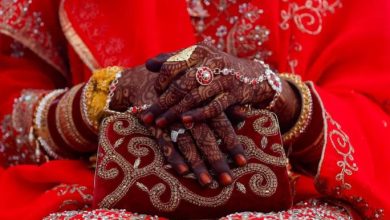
[143,42,300,133]
[142,42,275,125]
[109,64,245,186]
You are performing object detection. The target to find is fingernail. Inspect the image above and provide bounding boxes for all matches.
[219,172,233,186]
[156,117,168,127]
[183,122,194,129]
[142,113,154,125]
[181,115,193,124]
[199,172,212,185]
[176,164,189,175]
[183,121,194,129]
[234,154,247,167]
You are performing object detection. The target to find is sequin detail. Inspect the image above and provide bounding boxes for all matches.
[0,0,67,73]
[96,111,287,211]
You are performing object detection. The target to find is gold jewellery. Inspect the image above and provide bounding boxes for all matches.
[33,89,67,159]
[194,60,282,110]
[103,69,151,116]
[167,45,197,67]
[82,66,124,131]
[279,73,313,144]
[57,84,95,151]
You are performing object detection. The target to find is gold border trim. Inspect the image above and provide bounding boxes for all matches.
[0,26,67,76]
[59,0,100,71]
[305,82,328,180]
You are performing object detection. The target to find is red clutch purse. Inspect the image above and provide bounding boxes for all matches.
[93,110,293,219]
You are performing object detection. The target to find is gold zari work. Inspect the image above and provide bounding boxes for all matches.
[167,45,197,62]
[97,110,287,211]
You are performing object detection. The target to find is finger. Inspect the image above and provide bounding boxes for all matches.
[156,129,189,175]
[142,83,188,125]
[154,77,228,127]
[190,123,233,186]
[181,93,238,123]
[225,105,247,126]
[154,45,206,94]
[174,126,212,186]
[141,70,198,125]
[209,113,246,167]
[145,53,175,72]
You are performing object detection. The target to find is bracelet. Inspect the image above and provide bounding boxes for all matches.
[103,70,151,115]
[33,89,67,159]
[56,84,96,152]
[254,59,282,110]
[279,73,313,144]
[8,90,49,164]
[194,59,282,110]
[82,66,124,131]
[195,60,282,92]
[12,90,47,134]
[103,69,123,115]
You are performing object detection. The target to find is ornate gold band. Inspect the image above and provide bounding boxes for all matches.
[280,74,313,144]
[33,89,67,159]
[82,66,124,131]
[56,84,95,151]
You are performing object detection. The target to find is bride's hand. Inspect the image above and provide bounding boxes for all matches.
[143,42,299,133]
[142,42,279,127]
[109,65,245,186]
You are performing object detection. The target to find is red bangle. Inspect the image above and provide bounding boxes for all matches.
[56,84,96,153]
[34,89,68,159]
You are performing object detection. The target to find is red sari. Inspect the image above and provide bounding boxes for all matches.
[0,0,389,219]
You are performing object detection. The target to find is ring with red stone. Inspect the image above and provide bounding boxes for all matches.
[196,66,214,86]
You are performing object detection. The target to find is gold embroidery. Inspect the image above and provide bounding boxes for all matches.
[308,85,384,219]
[59,0,100,70]
[188,1,271,60]
[280,0,342,73]
[0,0,67,75]
[239,136,288,167]
[251,111,279,136]
[280,0,342,35]
[97,111,287,211]
[235,182,246,194]
[222,199,352,220]
[54,184,93,210]
[326,113,358,190]
[44,209,160,220]
[112,116,150,137]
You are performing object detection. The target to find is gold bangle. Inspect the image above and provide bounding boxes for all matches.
[56,84,95,151]
[33,89,67,159]
[279,73,313,144]
[82,66,124,130]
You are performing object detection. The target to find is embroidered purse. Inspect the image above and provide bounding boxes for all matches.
[93,110,293,219]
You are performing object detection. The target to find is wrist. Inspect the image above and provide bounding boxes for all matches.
[271,79,301,133]
[277,74,313,144]
[288,83,326,176]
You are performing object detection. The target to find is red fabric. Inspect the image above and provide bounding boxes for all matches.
[0,160,94,220]
[0,37,66,120]
[269,0,390,217]
[0,0,389,219]
[188,0,390,218]
[62,0,196,69]
[93,112,292,219]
